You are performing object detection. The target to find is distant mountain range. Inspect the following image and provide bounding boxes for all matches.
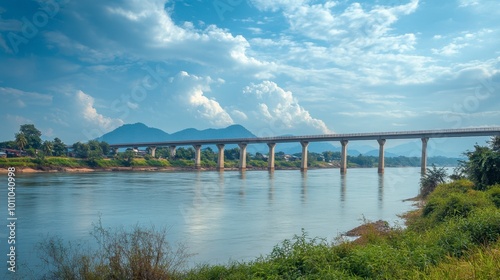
[97,123,463,158]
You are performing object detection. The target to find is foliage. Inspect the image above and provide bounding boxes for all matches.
[224,147,240,160]
[176,147,195,160]
[52,137,67,156]
[489,136,500,152]
[42,140,53,156]
[461,140,500,190]
[419,165,448,198]
[72,142,90,158]
[15,132,28,151]
[19,124,42,149]
[0,157,36,168]
[486,184,500,208]
[38,221,191,280]
[119,150,136,166]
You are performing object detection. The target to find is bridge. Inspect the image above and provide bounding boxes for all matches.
[109,127,500,174]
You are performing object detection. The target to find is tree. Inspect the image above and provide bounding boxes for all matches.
[224,148,240,160]
[99,141,111,156]
[176,147,194,160]
[72,142,90,158]
[490,136,500,152]
[15,133,28,151]
[42,140,53,156]
[419,165,447,198]
[53,138,67,156]
[201,147,216,162]
[19,124,42,149]
[120,150,135,166]
[461,144,500,190]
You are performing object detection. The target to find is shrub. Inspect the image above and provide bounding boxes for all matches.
[38,221,191,280]
[419,165,447,198]
[423,192,492,222]
[486,184,500,208]
[429,179,474,199]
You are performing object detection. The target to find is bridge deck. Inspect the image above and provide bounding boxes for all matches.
[108,127,500,148]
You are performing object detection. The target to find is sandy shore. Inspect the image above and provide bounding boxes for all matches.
[0,166,261,173]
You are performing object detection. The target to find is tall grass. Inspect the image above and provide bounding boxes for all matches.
[38,220,191,280]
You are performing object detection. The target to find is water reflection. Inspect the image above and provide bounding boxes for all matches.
[239,171,246,200]
[378,173,384,209]
[301,171,308,203]
[340,174,347,202]
[268,170,275,204]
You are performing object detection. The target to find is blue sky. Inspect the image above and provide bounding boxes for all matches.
[0,0,499,153]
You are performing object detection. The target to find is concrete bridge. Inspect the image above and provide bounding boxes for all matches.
[108,127,500,174]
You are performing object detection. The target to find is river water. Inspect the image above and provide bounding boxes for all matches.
[1,167,429,278]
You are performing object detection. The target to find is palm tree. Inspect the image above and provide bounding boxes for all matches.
[42,141,53,156]
[15,133,27,151]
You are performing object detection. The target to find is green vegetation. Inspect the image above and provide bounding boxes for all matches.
[38,220,190,280]
[37,136,500,279]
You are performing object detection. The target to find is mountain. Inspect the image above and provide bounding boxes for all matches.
[97,123,258,145]
[171,124,256,140]
[277,142,362,156]
[97,123,170,144]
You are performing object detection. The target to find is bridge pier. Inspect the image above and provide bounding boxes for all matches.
[193,145,201,169]
[421,138,428,174]
[300,141,309,171]
[377,139,386,174]
[169,145,176,159]
[149,146,157,158]
[267,143,276,170]
[340,140,348,174]
[216,144,225,171]
[238,143,247,170]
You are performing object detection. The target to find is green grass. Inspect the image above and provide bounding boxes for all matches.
[0,157,36,168]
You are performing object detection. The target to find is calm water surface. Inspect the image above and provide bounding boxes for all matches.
[1,167,428,278]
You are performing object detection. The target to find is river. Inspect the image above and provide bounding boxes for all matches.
[1,167,430,278]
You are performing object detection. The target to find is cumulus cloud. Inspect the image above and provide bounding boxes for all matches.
[242,81,333,134]
[75,90,124,131]
[168,71,234,127]
[48,0,268,74]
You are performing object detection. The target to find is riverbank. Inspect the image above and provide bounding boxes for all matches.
[0,165,340,173]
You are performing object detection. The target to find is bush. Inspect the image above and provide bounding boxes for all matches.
[419,165,447,198]
[423,191,492,222]
[38,220,191,280]
[486,184,500,208]
[429,179,474,199]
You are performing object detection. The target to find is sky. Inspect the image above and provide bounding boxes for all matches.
[0,0,499,154]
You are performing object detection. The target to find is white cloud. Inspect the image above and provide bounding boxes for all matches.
[231,109,248,121]
[458,0,479,7]
[432,29,494,56]
[75,90,124,131]
[243,81,333,134]
[169,72,234,127]
[0,87,53,108]
[432,42,468,56]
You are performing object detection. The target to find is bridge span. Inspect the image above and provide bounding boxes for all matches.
[109,127,500,174]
